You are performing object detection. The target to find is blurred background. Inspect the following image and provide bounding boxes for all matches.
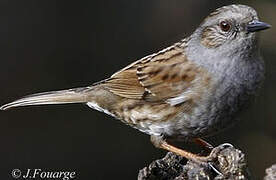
[0,0,275,179]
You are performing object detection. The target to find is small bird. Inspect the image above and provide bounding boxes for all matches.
[0,4,271,164]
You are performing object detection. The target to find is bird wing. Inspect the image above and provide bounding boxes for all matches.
[103,44,210,105]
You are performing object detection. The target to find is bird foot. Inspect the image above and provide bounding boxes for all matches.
[151,136,234,175]
[199,143,234,175]
[207,143,234,160]
[190,143,234,164]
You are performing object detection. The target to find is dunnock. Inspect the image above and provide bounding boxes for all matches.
[0,4,271,163]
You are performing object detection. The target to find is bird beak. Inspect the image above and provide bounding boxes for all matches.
[247,20,271,32]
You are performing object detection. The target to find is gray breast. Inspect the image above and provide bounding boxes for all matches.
[187,56,265,138]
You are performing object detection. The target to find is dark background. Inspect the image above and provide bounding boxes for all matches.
[0,0,275,179]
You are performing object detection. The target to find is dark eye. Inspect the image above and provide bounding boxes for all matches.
[219,21,231,32]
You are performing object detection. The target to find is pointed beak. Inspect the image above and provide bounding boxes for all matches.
[247,20,271,32]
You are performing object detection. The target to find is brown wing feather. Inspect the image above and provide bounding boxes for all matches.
[138,61,198,101]
[103,45,205,103]
[104,67,145,99]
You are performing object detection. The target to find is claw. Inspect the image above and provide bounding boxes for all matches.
[208,143,234,160]
[206,143,234,176]
[218,143,234,149]
[208,162,223,176]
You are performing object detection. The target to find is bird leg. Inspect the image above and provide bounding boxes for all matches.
[193,138,214,150]
[151,135,224,164]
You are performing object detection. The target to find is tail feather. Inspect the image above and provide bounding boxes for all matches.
[0,87,89,110]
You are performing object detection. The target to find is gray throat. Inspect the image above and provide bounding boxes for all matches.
[182,36,265,135]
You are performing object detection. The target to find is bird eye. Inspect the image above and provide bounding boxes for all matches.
[219,21,231,32]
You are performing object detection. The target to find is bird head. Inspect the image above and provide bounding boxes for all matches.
[195,4,271,53]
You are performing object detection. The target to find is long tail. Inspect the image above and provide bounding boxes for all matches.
[0,87,89,110]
